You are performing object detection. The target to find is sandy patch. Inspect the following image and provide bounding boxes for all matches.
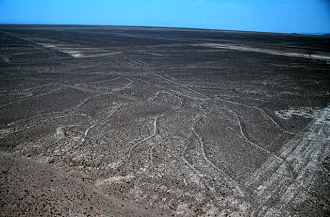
[275,107,319,119]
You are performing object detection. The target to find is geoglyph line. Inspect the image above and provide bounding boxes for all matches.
[216,97,295,135]
[80,105,122,145]
[196,43,330,61]
[247,106,330,216]
[191,115,246,197]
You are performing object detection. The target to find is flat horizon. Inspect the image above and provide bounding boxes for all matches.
[1,23,329,36]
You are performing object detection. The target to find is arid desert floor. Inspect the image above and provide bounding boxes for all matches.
[0,25,330,217]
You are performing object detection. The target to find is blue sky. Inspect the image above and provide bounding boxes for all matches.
[0,0,329,34]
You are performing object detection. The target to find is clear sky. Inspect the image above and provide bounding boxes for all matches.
[1,0,329,34]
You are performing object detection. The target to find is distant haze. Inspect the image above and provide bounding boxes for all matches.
[1,0,329,34]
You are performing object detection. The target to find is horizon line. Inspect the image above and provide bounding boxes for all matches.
[1,23,329,37]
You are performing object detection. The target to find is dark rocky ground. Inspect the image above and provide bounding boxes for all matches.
[0,25,329,217]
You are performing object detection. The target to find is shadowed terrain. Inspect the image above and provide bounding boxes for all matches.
[0,25,330,217]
